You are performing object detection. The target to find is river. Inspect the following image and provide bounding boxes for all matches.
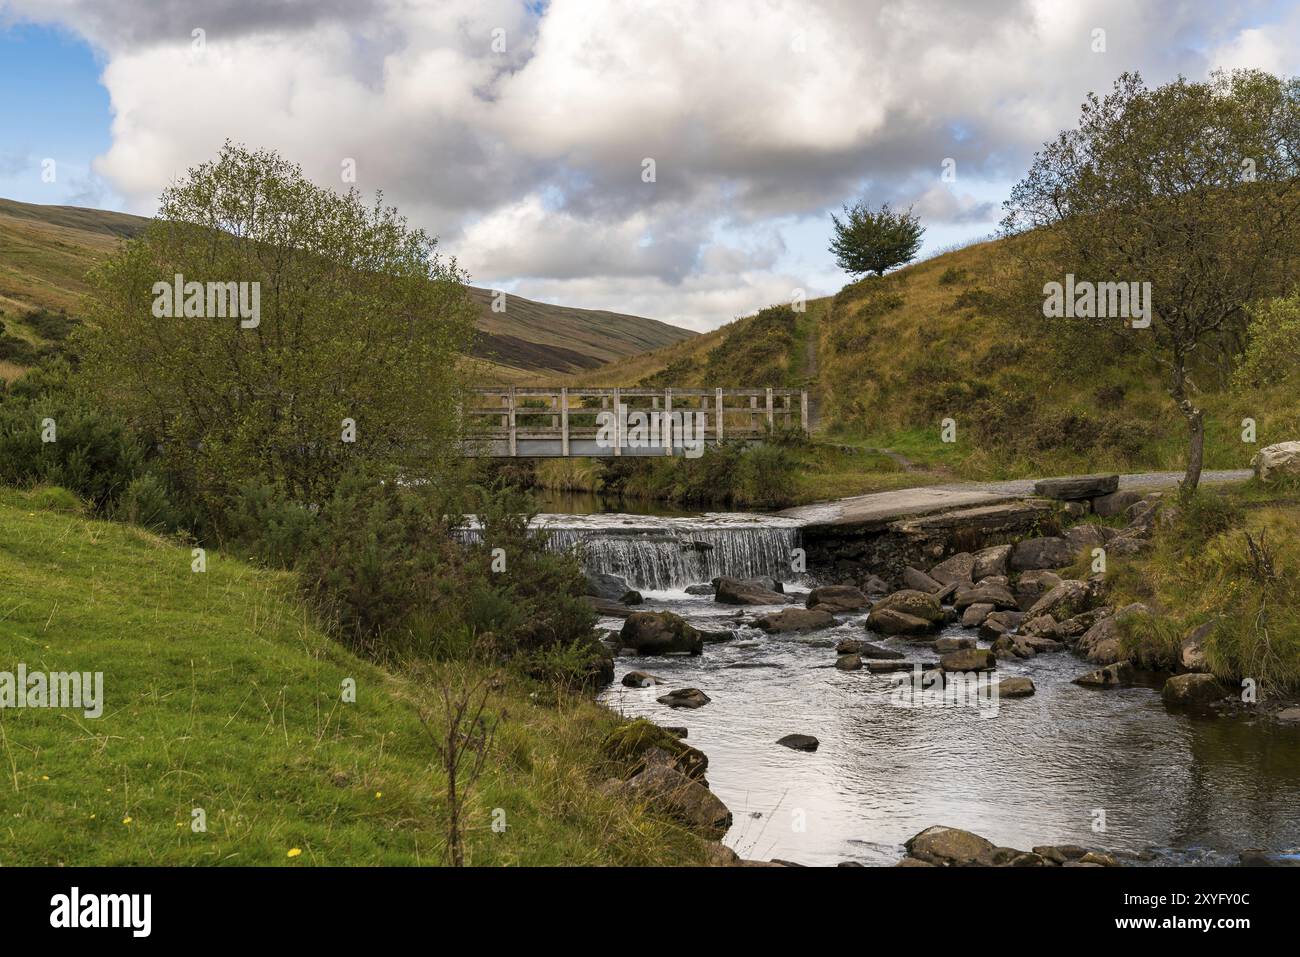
[531,501,1300,867]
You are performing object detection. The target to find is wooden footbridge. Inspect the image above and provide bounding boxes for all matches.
[466,386,810,457]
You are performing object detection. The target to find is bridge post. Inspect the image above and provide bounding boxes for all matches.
[560,386,569,456]
[507,386,518,456]
[664,387,673,456]
[715,388,724,444]
[766,387,774,429]
[801,390,809,433]
[612,386,621,456]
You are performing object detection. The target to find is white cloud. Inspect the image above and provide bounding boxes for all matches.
[3,0,1292,328]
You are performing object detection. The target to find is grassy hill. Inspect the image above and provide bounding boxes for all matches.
[0,485,711,866]
[0,197,694,381]
[580,236,1299,489]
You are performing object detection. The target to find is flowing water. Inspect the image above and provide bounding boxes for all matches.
[545,508,1300,867]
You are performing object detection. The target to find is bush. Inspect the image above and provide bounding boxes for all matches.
[220,481,319,568]
[116,473,182,532]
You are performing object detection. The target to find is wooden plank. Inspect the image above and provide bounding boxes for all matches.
[508,386,517,457]
[561,386,569,456]
[716,387,723,443]
[612,386,621,456]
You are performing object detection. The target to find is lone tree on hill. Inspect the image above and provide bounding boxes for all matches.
[828,201,924,276]
[1002,69,1300,495]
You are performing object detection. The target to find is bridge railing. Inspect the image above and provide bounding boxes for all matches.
[465,386,809,457]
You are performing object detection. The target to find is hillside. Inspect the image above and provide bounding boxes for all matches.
[0,197,693,380]
[0,485,711,866]
[580,236,1299,484]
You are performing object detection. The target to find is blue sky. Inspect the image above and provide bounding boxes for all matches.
[0,22,121,207]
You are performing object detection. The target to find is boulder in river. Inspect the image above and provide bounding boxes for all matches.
[622,670,665,687]
[929,552,975,586]
[1161,673,1226,706]
[777,734,819,752]
[657,687,712,709]
[621,611,704,656]
[871,589,944,624]
[939,648,995,672]
[621,763,732,836]
[935,636,975,653]
[1011,536,1077,571]
[954,580,1018,611]
[1073,661,1134,688]
[1033,474,1119,501]
[903,566,944,594]
[904,826,995,866]
[805,584,870,611]
[1014,569,1063,611]
[1179,620,1214,673]
[1026,579,1092,621]
[585,571,634,601]
[754,608,836,633]
[685,583,715,596]
[620,590,644,605]
[835,654,863,671]
[867,608,936,636]
[861,574,891,596]
[997,676,1035,698]
[714,576,789,605]
[972,544,1012,580]
[600,719,708,778]
[1077,602,1149,663]
[961,602,995,628]
[837,639,903,659]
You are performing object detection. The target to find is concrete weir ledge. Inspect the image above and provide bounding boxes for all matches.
[779,470,1253,528]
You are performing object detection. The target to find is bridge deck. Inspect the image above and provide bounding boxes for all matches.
[466,386,809,457]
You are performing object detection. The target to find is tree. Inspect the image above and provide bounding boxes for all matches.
[1002,70,1300,494]
[828,201,924,276]
[81,143,476,517]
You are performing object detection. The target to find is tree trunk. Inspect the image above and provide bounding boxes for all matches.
[1171,359,1204,497]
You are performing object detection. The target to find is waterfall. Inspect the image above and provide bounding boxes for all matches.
[462,512,805,591]
[537,514,803,590]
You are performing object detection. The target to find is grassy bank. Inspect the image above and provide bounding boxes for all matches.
[1104,481,1300,693]
[0,487,712,866]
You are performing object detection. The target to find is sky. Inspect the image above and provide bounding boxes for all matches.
[1,0,1298,331]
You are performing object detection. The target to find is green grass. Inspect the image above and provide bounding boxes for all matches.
[0,486,713,865]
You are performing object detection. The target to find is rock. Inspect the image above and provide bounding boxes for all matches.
[1077,602,1148,663]
[838,639,904,659]
[929,552,975,586]
[1275,708,1300,725]
[582,595,636,618]
[954,581,1018,611]
[1064,524,1109,552]
[972,544,1012,580]
[1077,851,1119,867]
[861,574,890,596]
[805,584,870,611]
[1240,848,1300,866]
[754,608,836,633]
[997,676,1035,698]
[867,608,936,636]
[621,670,665,687]
[704,843,740,866]
[1014,569,1063,611]
[1019,635,1064,653]
[939,648,995,672]
[1180,620,1214,673]
[697,629,737,644]
[1252,441,1300,483]
[1105,530,1151,556]
[1026,580,1092,621]
[935,636,976,652]
[1011,536,1077,571]
[903,566,944,594]
[714,576,789,605]
[620,590,644,605]
[1021,614,1057,637]
[835,654,863,671]
[896,857,937,867]
[1161,673,1226,706]
[1074,660,1134,688]
[869,589,944,627]
[1092,489,1145,517]
[657,688,711,709]
[867,659,922,673]
[961,602,996,627]
[1062,501,1089,520]
[684,583,715,596]
[621,764,732,835]
[621,611,704,656]
[978,610,1023,641]
[777,733,819,752]
[585,572,633,601]
[1054,607,1111,641]
[1033,474,1119,500]
[904,826,995,866]
[600,719,708,778]
[1033,844,1090,865]
[1125,495,1163,529]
